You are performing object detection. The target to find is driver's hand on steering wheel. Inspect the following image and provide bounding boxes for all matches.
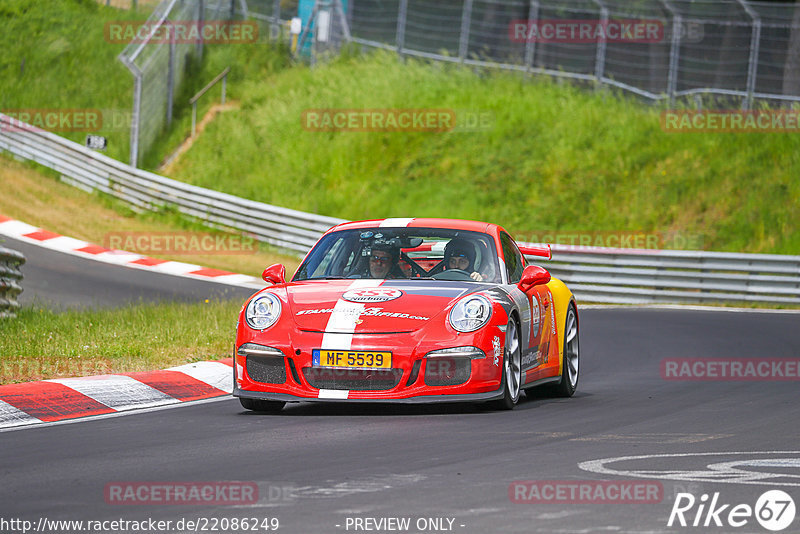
[470,271,484,281]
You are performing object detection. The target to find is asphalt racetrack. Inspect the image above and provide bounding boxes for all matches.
[3,264,800,534]
[4,235,254,309]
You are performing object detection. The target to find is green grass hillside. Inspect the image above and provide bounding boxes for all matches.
[0,0,140,162]
[0,0,288,165]
[167,51,799,254]
[2,1,797,254]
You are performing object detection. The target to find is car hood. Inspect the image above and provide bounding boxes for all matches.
[284,279,493,334]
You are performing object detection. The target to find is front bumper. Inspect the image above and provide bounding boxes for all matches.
[233,327,506,403]
[233,384,505,404]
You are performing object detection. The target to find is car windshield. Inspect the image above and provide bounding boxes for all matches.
[293,228,501,283]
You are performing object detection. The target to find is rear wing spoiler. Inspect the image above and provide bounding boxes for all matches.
[518,243,552,260]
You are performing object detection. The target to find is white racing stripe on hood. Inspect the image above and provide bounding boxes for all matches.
[320,279,383,350]
[379,218,414,227]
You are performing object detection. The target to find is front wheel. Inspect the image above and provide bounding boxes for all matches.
[490,318,522,410]
[239,397,286,413]
[552,303,579,397]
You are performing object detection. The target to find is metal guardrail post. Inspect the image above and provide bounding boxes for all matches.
[591,0,608,83]
[737,0,761,110]
[190,67,231,138]
[458,0,474,63]
[334,0,352,43]
[167,26,176,126]
[661,0,682,106]
[197,0,205,59]
[525,0,540,74]
[396,0,408,59]
[0,247,25,319]
[130,69,143,167]
[273,0,281,40]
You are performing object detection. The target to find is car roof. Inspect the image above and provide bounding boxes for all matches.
[326,218,497,235]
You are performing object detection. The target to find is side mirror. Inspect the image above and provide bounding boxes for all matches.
[518,264,550,291]
[262,263,286,285]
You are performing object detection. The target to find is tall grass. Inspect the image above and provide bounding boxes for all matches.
[0,299,241,384]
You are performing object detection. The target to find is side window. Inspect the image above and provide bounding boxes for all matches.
[310,237,345,278]
[500,232,525,284]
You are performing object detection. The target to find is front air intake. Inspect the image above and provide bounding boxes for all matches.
[239,343,286,384]
[424,357,471,386]
[302,368,403,391]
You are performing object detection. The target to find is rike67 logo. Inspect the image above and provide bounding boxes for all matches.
[668,490,796,531]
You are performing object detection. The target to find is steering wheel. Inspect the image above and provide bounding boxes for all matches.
[432,269,472,281]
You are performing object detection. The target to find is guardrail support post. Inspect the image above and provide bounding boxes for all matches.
[525,1,540,75]
[661,1,682,107]
[222,73,227,105]
[459,0,474,63]
[737,0,761,110]
[591,0,608,84]
[167,26,176,126]
[130,70,142,167]
[197,0,205,59]
[189,67,231,139]
[273,0,281,40]
[396,0,408,59]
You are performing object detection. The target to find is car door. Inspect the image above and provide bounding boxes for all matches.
[500,232,554,385]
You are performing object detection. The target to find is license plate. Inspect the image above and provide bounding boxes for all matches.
[312,349,392,369]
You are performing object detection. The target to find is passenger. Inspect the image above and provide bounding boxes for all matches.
[443,238,484,281]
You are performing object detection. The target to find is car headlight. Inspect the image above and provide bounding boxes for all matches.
[448,295,492,333]
[245,293,282,330]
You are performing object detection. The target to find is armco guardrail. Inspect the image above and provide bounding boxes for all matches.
[0,246,25,318]
[1,112,798,306]
[0,113,344,254]
[536,244,800,305]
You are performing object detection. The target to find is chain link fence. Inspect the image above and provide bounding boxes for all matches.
[245,0,300,39]
[118,0,242,167]
[122,0,800,167]
[256,0,800,107]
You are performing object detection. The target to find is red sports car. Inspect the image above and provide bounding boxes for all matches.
[234,218,579,412]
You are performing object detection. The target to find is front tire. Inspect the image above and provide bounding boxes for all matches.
[490,318,522,410]
[239,397,286,413]
[552,303,579,397]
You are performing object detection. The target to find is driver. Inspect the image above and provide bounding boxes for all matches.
[443,238,484,281]
[367,240,405,279]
